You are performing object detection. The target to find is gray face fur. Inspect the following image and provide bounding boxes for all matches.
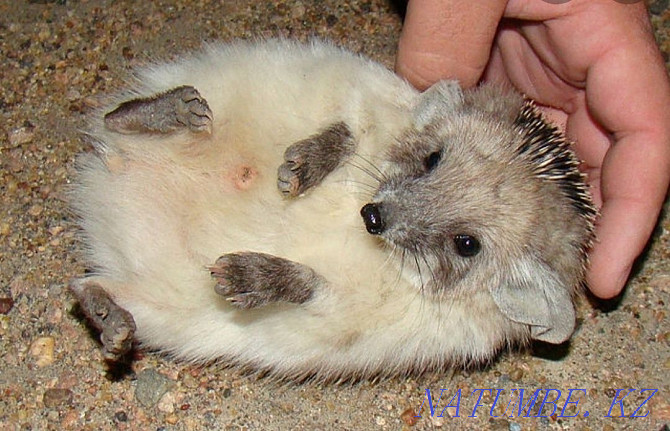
[365,82,596,344]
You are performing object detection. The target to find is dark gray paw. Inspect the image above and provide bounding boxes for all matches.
[277,146,308,197]
[171,86,213,133]
[209,252,321,309]
[277,122,354,197]
[104,85,213,135]
[69,279,136,360]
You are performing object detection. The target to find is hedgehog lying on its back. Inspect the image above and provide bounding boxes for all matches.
[70,40,596,381]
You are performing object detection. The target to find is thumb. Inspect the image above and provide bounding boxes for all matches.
[396,0,507,90]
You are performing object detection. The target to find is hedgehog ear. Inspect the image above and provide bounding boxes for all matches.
[489,257,575,344]
[412,80,464,129]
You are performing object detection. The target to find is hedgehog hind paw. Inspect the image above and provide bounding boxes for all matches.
[69,278,136,360]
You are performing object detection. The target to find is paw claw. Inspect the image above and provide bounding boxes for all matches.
[277,162,302,196]
[224,292,262,309]
[175,86,213,134]
[210,255,257,308]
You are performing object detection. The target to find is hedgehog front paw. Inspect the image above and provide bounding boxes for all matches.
[277,122,354,197]
[277,151,306,197]
[210,252,321,309]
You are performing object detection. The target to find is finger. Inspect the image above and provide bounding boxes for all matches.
[586,114,670,298]
[582,7,670,298]
[587,196,661,299]
[395,0,507,90]
[586,142,669,299]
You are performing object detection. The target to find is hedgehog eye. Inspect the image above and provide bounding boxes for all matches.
[453,234,480,257]
[423,150,442,172]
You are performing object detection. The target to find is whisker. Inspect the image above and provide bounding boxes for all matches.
[420,250,444,332]
[399,248,407,286]
[386,245,407,292]
[384,245,431,346]
[352,153,387,182]
[335,179,378,193]
[412,252,424,294]
[379,243,397,269]
[419,251,437,290]
[345,158,382,183]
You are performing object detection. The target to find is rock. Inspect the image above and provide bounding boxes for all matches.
[135,369,172,408]
[443,406,459,418]
[157,391,176,413]
[43,388,73,408]
[509,367,524,382]
[400,407,418,426]
[653,402,670,421]
[0,297,14,314]
[8,125,35,147]
[29,336,55,367]
[490,419,509,431]
[28,204,43,217]
[114,411,129,422]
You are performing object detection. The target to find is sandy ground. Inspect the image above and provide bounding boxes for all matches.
[1,1,669,430]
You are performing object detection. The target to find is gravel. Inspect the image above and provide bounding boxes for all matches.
[0,0,668,430]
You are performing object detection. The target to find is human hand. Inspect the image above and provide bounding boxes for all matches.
[396,0,670,299]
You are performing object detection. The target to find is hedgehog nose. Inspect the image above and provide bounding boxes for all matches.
[361,203,385,235]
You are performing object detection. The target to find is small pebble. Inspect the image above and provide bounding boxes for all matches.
[0,297,14,314]
[61,410,79,428]
[509,368,524,382]
[135,369,172,408]
[509,422,522,431]
[29,336,55,367]
[291,1,306,18]
[490,419,510,431]
[429,415,444,427]
[443,406,458,418]
[48,225,64,236]
[28,204,44,217]
[8,125,35,147]
[654,403,670,420]
[157,391,176,413]
[400,407,418,426]
[42,388,73,408]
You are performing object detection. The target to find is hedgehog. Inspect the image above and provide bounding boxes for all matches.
[69,39,596,381]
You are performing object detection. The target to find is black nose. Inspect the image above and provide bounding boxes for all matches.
[360,203,385,235]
